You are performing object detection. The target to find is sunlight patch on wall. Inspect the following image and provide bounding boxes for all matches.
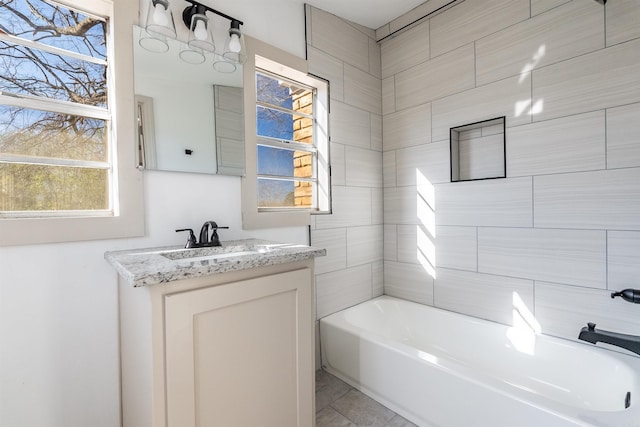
[506,291,542,355]
[416,169,436,279]
[519,44,546,84]
[515,45,546,118]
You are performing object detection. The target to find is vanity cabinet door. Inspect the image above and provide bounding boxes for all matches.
[164,268,313,427]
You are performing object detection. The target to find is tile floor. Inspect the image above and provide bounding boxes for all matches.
[316,369,418,427]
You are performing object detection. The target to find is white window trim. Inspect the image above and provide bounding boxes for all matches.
[241,36,330,229]
[0,0,144,246]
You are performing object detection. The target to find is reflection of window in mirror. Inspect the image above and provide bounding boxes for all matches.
[214,85,245,176]
[135,95,157,170]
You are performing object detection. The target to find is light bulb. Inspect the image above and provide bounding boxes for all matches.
[229,33,241,53]
[152,3,168,26]
[193,19,208,41]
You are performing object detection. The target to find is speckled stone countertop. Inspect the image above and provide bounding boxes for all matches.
[105,239,326,287]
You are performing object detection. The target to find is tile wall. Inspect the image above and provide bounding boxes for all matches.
[305,6,384,320]
[381,0,640,344]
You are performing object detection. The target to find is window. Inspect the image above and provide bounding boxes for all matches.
[0,0,143,245]
[242,39,330,229]
[256,69,321,209]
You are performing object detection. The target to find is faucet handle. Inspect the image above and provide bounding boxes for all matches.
[587,322,596,331]
[176,228,197,248]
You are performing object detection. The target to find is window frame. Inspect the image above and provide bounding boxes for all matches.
[0,0,144,246]
[242,36,330,229]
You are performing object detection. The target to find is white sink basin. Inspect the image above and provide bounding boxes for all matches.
[169,250,258,263]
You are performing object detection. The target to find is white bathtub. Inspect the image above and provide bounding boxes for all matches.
[320,296,640,427]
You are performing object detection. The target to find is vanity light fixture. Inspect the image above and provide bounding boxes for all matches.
[222,19,246,64]
[140,0,246,72]
[144,0,177,39]
[182,3,215,53]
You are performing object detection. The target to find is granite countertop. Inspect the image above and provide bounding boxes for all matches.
[105,238,326,287]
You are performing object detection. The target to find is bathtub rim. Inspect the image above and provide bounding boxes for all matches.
[320,295,640,427]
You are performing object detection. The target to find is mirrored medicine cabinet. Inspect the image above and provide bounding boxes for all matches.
[132,25,245,176]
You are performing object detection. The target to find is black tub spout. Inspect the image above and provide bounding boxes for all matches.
[578,323,640,356]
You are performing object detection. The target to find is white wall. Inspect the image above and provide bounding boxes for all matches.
[0,1,309,426]
[381,0,640,348]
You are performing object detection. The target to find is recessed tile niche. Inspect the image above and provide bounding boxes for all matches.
[450,117,506,182]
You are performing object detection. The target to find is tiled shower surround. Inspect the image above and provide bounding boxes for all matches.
[307,0,640,347]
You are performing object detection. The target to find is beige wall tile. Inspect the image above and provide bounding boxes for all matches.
[330,142,345,186]
[435,177,533,227]
[376,24,391,41]
[531,0,570,16]
[534,168,640,230]
[368,38,381,79]
[372,261,384,297]
[395,141,450,186]
[371,188,383,225]
[435,226,477,271]
[383,151,396,188]
[345,147,382,188]
[388,0,452,35]
[381,20,429,79]
[316,265,373,318]
[384,186,418,225]
[507,110,606,177]
[374,0,640,337]
[430,0,529,57]
[608,231,640,290]
[607,103,640,169]
[330,101,371,148]
[311,228,347,275]
[532,38,640,122]
[382,76,395,115]
[316,186,372,229]
[478,228,607,288]
[307,45,344,102]
[606,0,640,46]
[384,224,397,261]
[344,64,382,115]
[396,44,475,110]
[384,260,434,305]
[476,1,603,86]
[535,282,640,345]
[432,74,532,141]
[397,224,420,265]
[309,7,370,72]
[383,103,432,150]
[370,114,383,152]
[435,268,534,326]
[347,225,383,267]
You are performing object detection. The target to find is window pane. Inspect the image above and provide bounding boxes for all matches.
[256,105,294,140]
[0,163,108,211]
[257,145,293,176]
[257,178,313,208]
[0,0,107,60]
[0,42,107,106]
[256,72,311,110]
[257,146,314,179]
[0,105,108,162]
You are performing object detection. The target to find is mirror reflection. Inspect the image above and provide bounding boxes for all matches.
[133,25,244,175]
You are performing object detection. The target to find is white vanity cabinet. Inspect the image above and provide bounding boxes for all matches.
[116,256,317,427]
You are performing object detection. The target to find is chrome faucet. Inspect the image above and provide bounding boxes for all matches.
[578,322,640,356]
[175,221,229,248]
